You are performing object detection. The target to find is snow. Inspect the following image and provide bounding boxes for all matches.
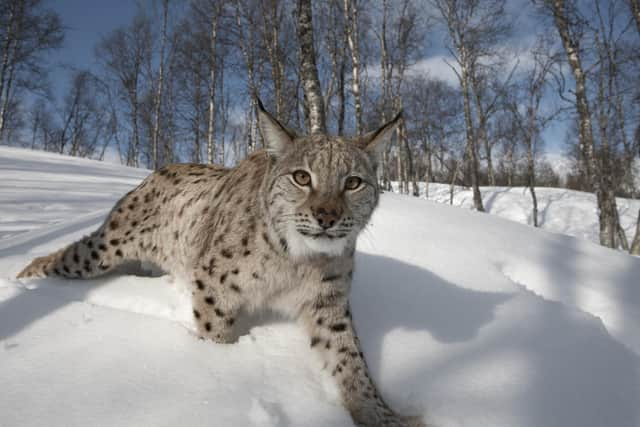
[0,146,148,240]
[392,182,640,247]
[1,145,639,427]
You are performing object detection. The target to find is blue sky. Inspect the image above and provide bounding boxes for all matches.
[43,0,137,99]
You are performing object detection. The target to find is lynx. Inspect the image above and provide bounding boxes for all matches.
[17,101,424,427]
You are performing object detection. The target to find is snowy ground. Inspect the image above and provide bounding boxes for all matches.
[1,146,639,427]
[0,146,149,240]
[391,182,640,247]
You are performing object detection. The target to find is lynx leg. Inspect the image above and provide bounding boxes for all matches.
[16,198,151,280]
[189,275,243,344]
[16,227,132,280]
[302,290,425,427]
[16,175,172,280]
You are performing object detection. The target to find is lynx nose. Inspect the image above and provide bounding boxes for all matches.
[312,206,342,229]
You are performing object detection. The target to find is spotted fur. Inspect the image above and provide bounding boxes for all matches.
[17,102,423,427]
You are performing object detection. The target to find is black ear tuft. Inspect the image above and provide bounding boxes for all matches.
[255,98,297,155]
[355,111,403,156]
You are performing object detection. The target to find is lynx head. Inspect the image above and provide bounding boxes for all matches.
[257,100,401,259]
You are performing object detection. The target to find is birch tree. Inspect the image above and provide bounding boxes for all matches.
[508,36,560,227]
[151,0,169,169]
[629,0,640,35]
[0,0,63,142]
[297,0,326,134]
[96,12,153,167]
[234,0,263,152]
[542,0,622,248]
[432,0,508,211]
[343,0,363,134]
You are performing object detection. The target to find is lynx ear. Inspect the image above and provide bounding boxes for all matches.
[355,111,402,157]
[256,98,297,156]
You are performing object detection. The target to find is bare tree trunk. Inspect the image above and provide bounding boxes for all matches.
[219,63,227,165]
[207,3,220,164]
[378,0,393,190]
[126,72,141,167]
[322,1,343,126]
[423,138,433,198]
[235,1,261,153]
[0,5,16,140]
[396,107,417,196]
[131,89,140,168]
[483,126,495,186]
[505,141,514,186]
[630,209,640,255]
[529,185,539,227]
[337,49,346,134]
[0,4,20,141]
[396,145,403,193]
[248,97,257,152]
[617,212,629,251]
[30,111,40,149]
[552,0,616,247]
[343,0,362,134]
[525,99,539,227]
[613,75,636,197]
[449,160,460,205]
[594,16,626,248]
[151,0,169,170]
[595,67,621,248]
[297,0,326,134]
[526,137,539,227]
[381,150,391,190]
[0,51,16,141]
[379,0,390,122]
[194,88,201,163]
[434,0,509,211]
[470,74,494,186]
[407,145,419,197]
[460,62,484,211]
[629,0,640,36]
[260,2,285,122]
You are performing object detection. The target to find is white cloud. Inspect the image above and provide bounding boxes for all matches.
[367,46,536,89]
[366,54,461,86]
[407,55,461,85]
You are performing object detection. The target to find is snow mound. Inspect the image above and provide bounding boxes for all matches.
[1,146,639,427]
[392,182,640,247]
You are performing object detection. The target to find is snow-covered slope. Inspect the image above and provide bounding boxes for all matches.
[392,182,640,246]
[1,146,639,427]
[0,146,149,240]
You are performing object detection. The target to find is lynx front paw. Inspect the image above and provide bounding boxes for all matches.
[368,414,426,427]
[192,310,238,344]
[397,415,427,427]
[196,331,236,344]
[352,406,426,427]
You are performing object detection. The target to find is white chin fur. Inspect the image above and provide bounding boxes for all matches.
[286,228,348,258]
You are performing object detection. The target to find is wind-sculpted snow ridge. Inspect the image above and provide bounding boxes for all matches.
[1,146,639,427]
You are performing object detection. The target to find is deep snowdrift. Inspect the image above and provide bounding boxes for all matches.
[1,146,639,427]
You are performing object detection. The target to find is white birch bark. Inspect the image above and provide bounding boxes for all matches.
[343,0,362,134]
[297,0,326,134]
[151,0,168,170]
[207,1,220,164]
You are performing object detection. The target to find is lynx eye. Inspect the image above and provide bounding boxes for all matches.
[292,170,311,186]
[345,176,362,191]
